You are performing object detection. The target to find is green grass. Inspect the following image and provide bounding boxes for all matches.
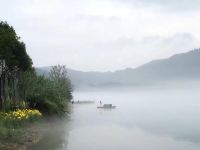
[0,110,42,144]
[0,126,24,142]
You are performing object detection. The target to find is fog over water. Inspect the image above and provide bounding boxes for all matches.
[32,86,200,150]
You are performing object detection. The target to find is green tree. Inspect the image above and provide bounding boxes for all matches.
[49,65,73,101]
[0,21,32,71]
[0,21,33,109]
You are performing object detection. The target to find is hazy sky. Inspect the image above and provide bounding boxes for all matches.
[1,0,200,71]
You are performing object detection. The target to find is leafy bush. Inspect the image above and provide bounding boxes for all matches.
[19,65,72,116]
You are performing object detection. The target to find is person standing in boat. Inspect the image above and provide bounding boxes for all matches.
[100,100,102,105]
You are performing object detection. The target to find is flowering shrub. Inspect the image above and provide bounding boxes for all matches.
[1,109,42,128]
[5,109,42,120]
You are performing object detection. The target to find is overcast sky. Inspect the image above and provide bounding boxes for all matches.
[1,0,200,71]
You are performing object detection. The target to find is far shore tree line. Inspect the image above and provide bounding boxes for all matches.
[0,21,72,116]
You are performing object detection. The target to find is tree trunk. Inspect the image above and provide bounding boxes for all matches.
[0,77,2,109]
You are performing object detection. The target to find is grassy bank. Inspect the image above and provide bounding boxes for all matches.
[0,109,42,149]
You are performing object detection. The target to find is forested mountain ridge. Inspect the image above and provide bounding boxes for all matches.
[37,49,200,88]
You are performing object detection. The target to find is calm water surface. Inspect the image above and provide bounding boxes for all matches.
[32,88,200,150]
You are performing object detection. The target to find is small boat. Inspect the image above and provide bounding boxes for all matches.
[97,104,116,109]
[71,100,94,104]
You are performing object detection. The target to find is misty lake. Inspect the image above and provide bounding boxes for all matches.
[31,87,200,150]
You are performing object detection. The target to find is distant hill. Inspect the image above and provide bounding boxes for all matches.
[36,49,200,89]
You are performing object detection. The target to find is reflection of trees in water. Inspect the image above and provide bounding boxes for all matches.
[29,118,70,150]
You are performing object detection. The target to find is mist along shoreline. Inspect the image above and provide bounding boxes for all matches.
[0,123,41,150]
[0,21,73,149]
[0,116,70,150]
